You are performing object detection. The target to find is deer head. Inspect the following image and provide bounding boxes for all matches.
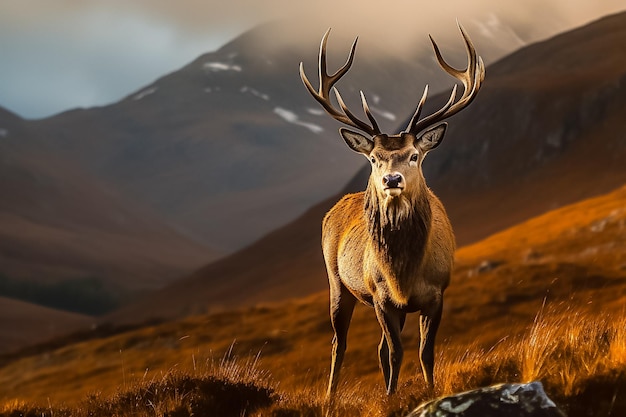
[300,25,485,201]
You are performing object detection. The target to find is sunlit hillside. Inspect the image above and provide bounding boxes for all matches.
[3,308,626,417]
[1,183,625,416]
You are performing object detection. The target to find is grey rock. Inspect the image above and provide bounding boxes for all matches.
[407,381,565,417]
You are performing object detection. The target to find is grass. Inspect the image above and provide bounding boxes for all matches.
[0,353,276,417]
[2,185,625,416]
[2,304,625,417]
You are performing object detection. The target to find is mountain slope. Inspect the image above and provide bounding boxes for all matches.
[0,109,218,313]
[0,18,512,331]
[104,12,626,325]
[20,20,518,253]
[103,167,369,323]
[4,180,626,404]
[0,296,92,354]
[424,11,626,243]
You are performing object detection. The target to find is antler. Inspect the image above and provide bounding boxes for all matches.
[300,29,381,137]
[405,23,485,135]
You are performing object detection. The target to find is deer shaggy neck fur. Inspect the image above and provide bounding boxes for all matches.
[364,179,432,301]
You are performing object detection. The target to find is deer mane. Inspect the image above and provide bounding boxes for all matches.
[364,181,432,275]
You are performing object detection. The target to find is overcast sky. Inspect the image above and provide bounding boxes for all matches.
[0,1,624,120]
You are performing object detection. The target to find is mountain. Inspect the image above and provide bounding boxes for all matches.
[104,12,626,326]
[0,296,92,353]
[4,13,626,324]
[0,18,520,317]
[103,166,369,324]
[424,11,626,242]
[0,108,218,313]
[18,20,518,254]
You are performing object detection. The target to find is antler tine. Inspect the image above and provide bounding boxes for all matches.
[406,24,485,135]
[406,85,429,134]
[360,91,381,134]
[299,29,381,136]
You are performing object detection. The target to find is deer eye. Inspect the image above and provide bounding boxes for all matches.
[410,154,419,162]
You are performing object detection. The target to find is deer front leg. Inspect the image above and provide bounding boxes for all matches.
[375,303,406,395]
[378,313,406,387]
[419,296,443,388]
[326,283,357,399]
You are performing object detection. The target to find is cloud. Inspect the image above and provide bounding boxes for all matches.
[0,2,237,119]
[48,0,622,50]
[0,1,623,119]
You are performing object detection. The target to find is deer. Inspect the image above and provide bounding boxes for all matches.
[299,24,485,397]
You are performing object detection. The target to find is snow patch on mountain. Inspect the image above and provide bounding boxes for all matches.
[133,87,157,100]
[362,93,394,120]
[240,86,270,101]
[371,107,396,121]
[306,108,325,116]
[274,107,324,134]
[204,62,242,72]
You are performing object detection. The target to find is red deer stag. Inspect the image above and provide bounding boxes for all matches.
[299,25,485,396]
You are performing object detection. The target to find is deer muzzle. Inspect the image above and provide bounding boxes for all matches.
[382,173,404,197]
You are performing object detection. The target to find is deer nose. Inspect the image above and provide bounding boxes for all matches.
[382,173,403,189]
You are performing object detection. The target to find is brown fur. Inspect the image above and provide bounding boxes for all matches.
[300,27,484,398]
[322,131,455,397]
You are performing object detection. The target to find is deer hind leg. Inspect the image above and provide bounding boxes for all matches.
[326,282,357,399]
[419,296,443,388]
[375,304,406,395]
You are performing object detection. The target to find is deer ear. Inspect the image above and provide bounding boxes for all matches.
[416,123,447,152]
[340,128,374,155]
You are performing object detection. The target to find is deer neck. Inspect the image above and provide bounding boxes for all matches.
[364,180,432,277]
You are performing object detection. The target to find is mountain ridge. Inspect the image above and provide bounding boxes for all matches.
[0,18,521,319]
[103,11,626,326]
[2,13,625,337]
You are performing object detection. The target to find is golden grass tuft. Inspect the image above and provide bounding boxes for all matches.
[382,304,626,417]
[2,305,626,417]
[1,348,276,417]
[3,183,626,416]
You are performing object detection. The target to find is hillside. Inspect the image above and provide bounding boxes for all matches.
[103,166,368,324]
[1,180,625,408]
[102,12,626,326]
[0,296,92,354]
[17,20,519,254]
[3,13,626,353]
[0,138,217,290]
[0,108,218,318]
[0,19,517,325]
[425,11,626,242]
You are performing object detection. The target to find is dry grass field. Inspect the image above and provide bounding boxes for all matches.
[1,308,625,416]
[1,183,625,416]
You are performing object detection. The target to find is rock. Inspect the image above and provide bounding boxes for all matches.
[406,381,565,417]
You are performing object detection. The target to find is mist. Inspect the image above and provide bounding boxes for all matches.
[0,1,623,118]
